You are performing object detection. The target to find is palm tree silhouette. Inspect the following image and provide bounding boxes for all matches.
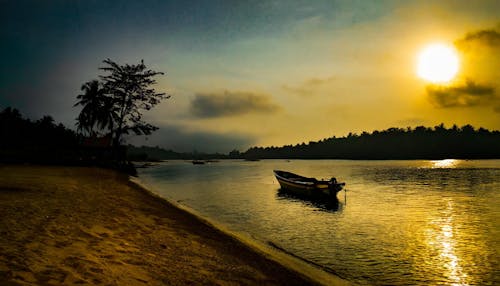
[75,80,116,137]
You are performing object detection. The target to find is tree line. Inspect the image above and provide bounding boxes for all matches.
[1,59,168,173]
[2,106,499,162]
[0,107,79,164]
[125,124,500,161]
[126,145,229,161]
[242,124,500,160]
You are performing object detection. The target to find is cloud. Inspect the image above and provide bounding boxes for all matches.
[190,90,279,118]
[282,76,336,96]
[455,27,500,49]
[126,123,255,153]
[427,26,500,112]
[426,80,496,108]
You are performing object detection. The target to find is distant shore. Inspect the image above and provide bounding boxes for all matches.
[0,165,347,285]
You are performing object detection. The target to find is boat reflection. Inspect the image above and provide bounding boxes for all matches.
[276,188,343,211]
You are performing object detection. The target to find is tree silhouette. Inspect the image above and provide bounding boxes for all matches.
[0,107,79,164]
[75,59,169,147]
[242,124,500,160]
[74,79,112,136]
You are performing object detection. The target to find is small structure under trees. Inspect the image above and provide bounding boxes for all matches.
[75,59,169,160]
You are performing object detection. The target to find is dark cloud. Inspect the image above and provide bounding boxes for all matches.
[430,25,500,112]
[455,27,500,49]
[282,76,336,96]
[426,80,496,108]
[190,91,279,118]
[126,124,255,153]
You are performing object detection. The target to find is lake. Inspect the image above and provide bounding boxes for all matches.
[138,159,500,285]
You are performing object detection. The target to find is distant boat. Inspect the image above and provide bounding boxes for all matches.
[273,170,345,199]
[192,160,205,165]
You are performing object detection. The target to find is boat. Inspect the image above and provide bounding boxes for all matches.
[273,170,345,199]
[192,160,206,165]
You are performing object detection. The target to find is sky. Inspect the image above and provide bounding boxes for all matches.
[1,0,499,153]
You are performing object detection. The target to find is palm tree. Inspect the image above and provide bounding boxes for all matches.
[75,80,115,137]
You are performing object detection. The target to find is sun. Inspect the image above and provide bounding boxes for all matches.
[417,43,459,83]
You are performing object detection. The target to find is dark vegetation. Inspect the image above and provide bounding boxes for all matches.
[243,124,500,160]
[0,107,133,173]
[0,107,79,164]
[126,124,500,161]
[126,145,229,161]
[75,59,169,148]
[1,59,168,174]
[2,106,499,164]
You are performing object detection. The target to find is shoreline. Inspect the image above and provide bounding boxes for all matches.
[0,165,349,285]
[130,176,350,286]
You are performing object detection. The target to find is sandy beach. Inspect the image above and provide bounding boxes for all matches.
[0,165,332,285]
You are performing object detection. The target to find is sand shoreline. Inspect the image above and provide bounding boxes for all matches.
[130,176,350,286]
[0,165,349,285]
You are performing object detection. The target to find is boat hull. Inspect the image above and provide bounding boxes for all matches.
[274,170,344,200]
[276,178,318,197]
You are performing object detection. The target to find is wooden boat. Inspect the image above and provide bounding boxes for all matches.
[273,170,345,199]
[192,160,206,165]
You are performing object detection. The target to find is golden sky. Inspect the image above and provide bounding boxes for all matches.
[2,1,499,152]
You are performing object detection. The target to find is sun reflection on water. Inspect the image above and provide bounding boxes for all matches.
[431,159,459,168]
[427,201,469,286]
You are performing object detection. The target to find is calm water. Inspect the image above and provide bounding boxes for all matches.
[138,160,500,285]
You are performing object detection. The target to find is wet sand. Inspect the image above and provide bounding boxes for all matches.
[0,165,338,285]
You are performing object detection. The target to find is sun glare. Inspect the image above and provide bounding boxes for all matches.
[431,159,459,168]
[417,43,459,84]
